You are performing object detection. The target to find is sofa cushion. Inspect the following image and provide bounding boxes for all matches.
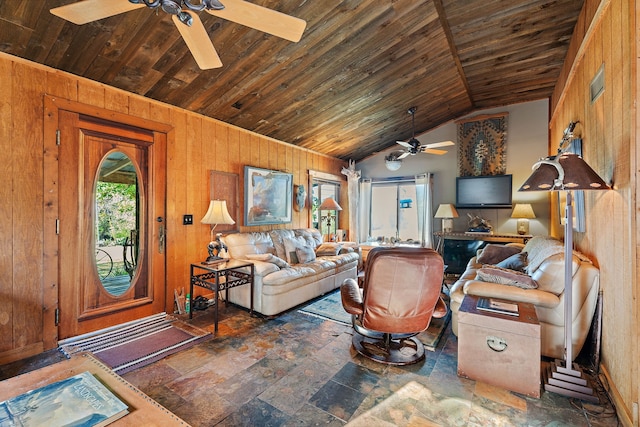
[316,242,343,256]
[476,244,522,265]
[269,229,297,260]
[283,235,310,264]
[476,265,539,289]
[294,228,323,248]
[221,232,276,259]
[495,252,528,272]
[296,246,317,263]
[245,253,290,269]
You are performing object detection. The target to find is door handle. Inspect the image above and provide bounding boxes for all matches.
[157,216,165,254]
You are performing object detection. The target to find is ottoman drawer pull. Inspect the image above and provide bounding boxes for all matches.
[486,336,507,352]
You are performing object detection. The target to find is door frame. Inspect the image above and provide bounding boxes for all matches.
[43,95,173,348]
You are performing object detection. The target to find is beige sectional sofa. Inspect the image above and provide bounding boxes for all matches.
[449,236,600,361]
[220,228,359,316]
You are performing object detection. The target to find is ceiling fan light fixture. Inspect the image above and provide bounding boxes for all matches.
[384,152,403,171]
[183,0,207,12]
[160,0,182,15]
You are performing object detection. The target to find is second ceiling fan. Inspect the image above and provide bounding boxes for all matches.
[50,0,307,70]
[394,106,454,159]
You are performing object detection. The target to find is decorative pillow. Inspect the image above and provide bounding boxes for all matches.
[283,236,309,264]
[245,253,290,269]
[476,244,522,265]
[495,252,528,272]
[296,246,317,264]
[476,265,539,289]
[315,242,343,256]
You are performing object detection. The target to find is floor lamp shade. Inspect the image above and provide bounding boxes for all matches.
[519,150,609,402]
[318,198,342,240]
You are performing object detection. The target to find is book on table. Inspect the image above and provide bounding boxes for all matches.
[0,370,129,427]
[476,297,519,316]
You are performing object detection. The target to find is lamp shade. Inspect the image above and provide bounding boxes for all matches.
[511,203,536,219]
[318,197,343,211]
[519,153,610,192]
[201,200,235,225]
[434,204,459,218]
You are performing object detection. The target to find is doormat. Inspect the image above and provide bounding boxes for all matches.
[298,290,450,351]
[58,313,212,374]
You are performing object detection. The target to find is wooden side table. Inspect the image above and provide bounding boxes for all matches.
[457,294,541,398]
[190,260,254,332]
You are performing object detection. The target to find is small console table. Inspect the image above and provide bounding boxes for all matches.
[190,260,254,332]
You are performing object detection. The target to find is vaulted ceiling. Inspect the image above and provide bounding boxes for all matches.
[0,0,583,161]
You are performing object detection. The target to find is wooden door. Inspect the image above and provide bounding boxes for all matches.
[57,111,167,339]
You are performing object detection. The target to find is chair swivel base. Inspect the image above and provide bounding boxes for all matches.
[351,333,425,365]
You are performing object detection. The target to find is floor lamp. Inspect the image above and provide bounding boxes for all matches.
[318,197,342,241]
[519,144,609,402]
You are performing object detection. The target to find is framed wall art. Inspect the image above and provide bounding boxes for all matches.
[244,166,293,226]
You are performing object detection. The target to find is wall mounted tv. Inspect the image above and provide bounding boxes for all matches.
[456,174,513,208]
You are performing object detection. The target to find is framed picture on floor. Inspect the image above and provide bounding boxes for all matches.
[244,166,293,226]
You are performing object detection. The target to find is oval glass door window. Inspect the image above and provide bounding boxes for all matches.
[94,151,140,296]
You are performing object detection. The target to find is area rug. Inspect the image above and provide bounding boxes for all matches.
[58,312,212,374]
[298,290,450,351]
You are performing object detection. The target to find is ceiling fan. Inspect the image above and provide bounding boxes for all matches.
[395,106,454,159]
[50,0,307,70]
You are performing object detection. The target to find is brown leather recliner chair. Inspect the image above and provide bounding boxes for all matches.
[341,247,447,365]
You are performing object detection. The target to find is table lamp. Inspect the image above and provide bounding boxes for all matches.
[511,203,535,235]
[519,123,609,402]
[318,197,342,241]
[434,204,459,233]
[201,199,235,263]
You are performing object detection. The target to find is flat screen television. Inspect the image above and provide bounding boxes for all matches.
[456,174,512,208]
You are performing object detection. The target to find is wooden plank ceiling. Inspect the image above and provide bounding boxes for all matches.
[0,0,583,161]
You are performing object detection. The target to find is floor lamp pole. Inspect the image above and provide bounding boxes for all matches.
[543,191,598,402]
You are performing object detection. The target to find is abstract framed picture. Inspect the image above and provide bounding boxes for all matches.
[244,166,293,226]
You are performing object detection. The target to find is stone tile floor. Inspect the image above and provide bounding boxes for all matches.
[0,299,620,426]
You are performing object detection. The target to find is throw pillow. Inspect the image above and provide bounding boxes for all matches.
[476,265,539,289]
[476,244,522,265]
[315,242,343,256]
[245,253,291,269]
[283,236,309,264]
[495,252,528,272]
[296,246,317,263]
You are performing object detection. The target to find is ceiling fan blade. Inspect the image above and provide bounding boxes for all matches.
[397,152,411,159]
[421,148,448,155]
[396,141,412,149]
[50,0,144,25]
[207,0,306,42]
[424,140,455,149]
[172,13,222,70]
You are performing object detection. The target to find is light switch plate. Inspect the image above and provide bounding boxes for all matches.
[183,214,193,225]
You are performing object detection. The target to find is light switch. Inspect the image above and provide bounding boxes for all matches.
[183,214,193,225]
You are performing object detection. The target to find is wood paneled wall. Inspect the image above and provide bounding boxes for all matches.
[0,52,347,364]
[549,0,637,424]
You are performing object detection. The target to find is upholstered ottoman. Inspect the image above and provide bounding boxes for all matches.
[457,295,541,398]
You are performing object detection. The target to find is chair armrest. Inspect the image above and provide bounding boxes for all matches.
[463,279,561,309]
[432,296,448,319]
[341,278,363,315]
